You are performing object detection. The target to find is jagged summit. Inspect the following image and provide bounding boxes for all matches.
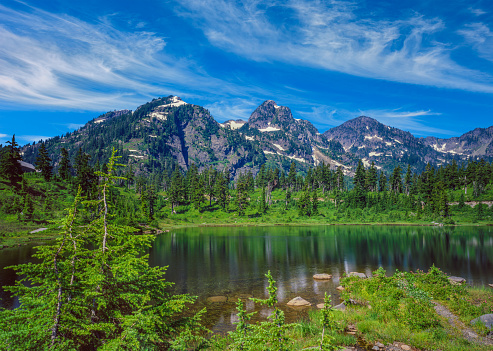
[246,100,294,131]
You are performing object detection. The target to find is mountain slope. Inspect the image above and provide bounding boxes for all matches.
[322,116,465,172]
[22,96,265,177]
[422,126,493,158]
[238,100,353,171]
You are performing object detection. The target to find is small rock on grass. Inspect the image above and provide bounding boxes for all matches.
[448,276,466,285]
[488,283,493,288]
[333,302,346,311]
[336,286,344,291]
[349,272,367,278]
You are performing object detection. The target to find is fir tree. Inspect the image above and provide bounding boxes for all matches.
[169,166,183,214]
[311,189,319,215]
[0,135,23,186]
[258,186,267,214]
[58,148,71,181]
[22,193,35,220]
[35,142,52,181]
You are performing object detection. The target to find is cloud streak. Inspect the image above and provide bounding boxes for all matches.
[296,104,452,136]
[0,4,243,111]
[176,0,493,93]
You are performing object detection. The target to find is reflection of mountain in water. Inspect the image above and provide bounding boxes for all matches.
[148,225,493,332]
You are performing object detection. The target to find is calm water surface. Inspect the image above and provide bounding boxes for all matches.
[2,225,493,333]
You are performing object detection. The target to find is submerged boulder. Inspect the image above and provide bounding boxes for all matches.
[313,273,332,280]
[207,296,227,303]
[287,296,311,306]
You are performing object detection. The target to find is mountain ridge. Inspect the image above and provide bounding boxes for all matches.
[19,95,493,178]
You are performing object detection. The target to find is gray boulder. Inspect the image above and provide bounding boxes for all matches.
[349,272,367,278]
[287,296,311,306]
[448,276,466,285]
[333,302,346,311]
[471,314,493,329]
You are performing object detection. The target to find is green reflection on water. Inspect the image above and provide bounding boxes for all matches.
[148,225,493,333]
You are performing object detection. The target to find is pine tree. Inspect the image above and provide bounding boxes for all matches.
[287,162,296,189]
[404,165,412,195]
[58,148,71,180]
[311,189,319,215]
[366,162,378,192]
[74,148,94,197]
[298,188,311,216]
[378,171,387,192]
[0,135,23,186]
[22,193,35,220]
[214,169,230,210]
[169,166,183,214]
[258,186,267,214]
[35,142,52,181]
[236,176,249,216]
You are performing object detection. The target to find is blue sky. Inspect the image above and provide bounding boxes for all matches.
[1,0,493,145]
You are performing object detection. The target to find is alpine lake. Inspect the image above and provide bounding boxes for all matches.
[1,225,493,334]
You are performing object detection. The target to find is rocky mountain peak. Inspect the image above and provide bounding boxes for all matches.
[247,100,294,131]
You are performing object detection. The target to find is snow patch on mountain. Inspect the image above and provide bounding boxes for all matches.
[273,143,285,151]
[259,126,281,132]
[365,135,383,141]
[150,112,168,121]
[161,96,188,108]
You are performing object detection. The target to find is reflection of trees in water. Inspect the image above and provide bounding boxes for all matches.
[0,245,40,309]
[147,225,493,331]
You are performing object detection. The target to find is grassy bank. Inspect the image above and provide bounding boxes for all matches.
[206,268,493,351]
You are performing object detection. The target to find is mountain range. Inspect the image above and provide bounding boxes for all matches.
[20,95,493,178]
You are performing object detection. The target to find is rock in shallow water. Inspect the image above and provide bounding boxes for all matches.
[286,296,311,306]
[313,273,332,280]
[206,296,227,303]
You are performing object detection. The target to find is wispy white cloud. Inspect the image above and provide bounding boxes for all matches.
[356,108,453,136]
[176,0,493,93]
[0,4,241,111]
[469,8,486,16]
[458,23,493,62]
[205,98,260,122]
[17,135,51,143]
[296,104,452,136]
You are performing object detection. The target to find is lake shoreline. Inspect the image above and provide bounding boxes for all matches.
[2,219,493,247]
